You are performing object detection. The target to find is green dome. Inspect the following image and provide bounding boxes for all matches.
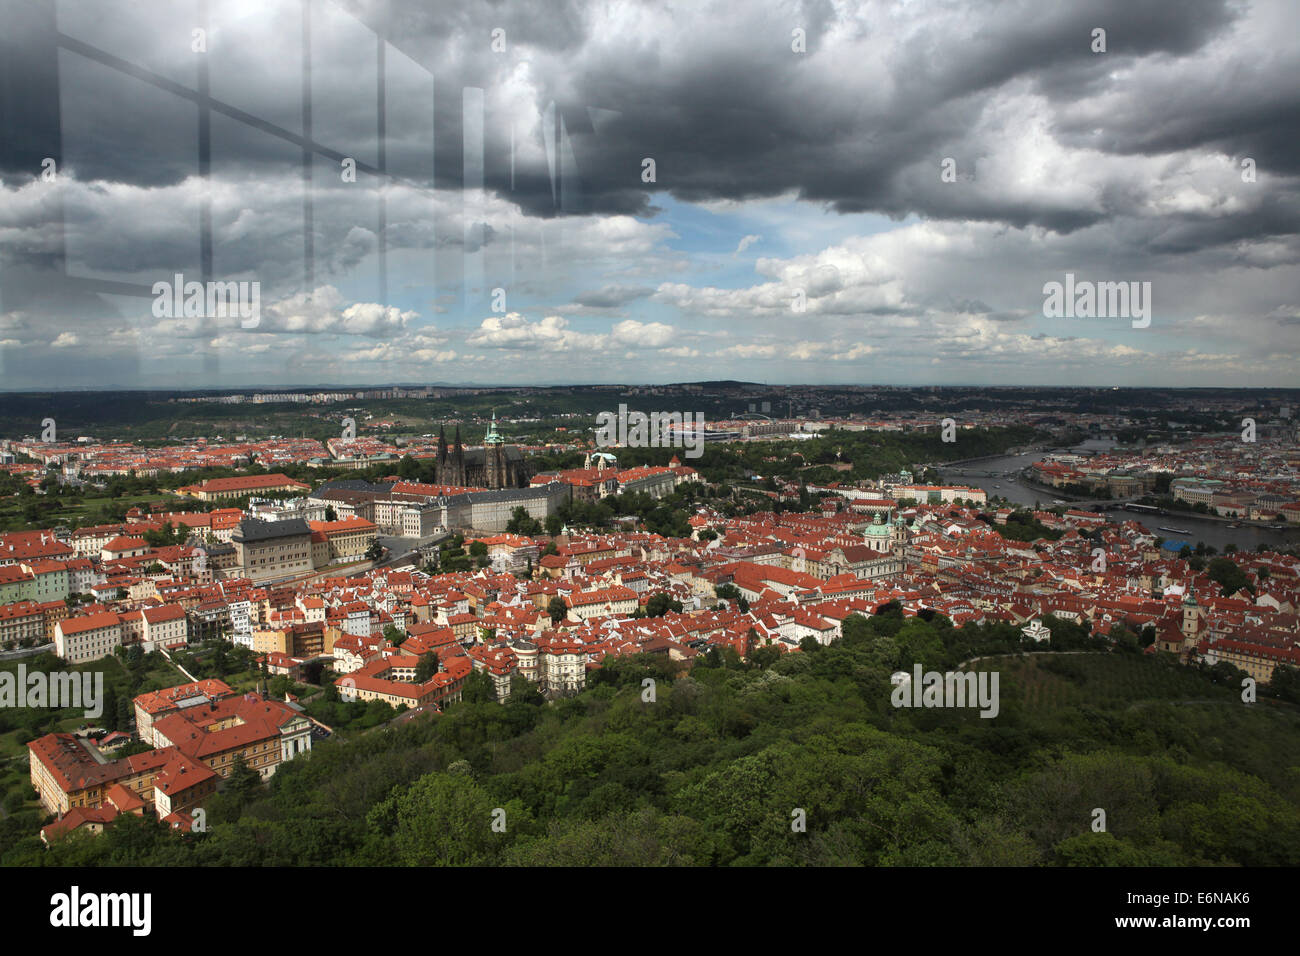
[865,513,891,537]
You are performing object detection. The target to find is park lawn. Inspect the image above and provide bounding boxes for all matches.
[140,656,189,689]
[1,654,131,690]
[0,491,177,532]
[225,671,265,694]
[0,729,32,762]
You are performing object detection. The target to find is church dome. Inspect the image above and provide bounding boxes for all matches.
[865,513,891,537]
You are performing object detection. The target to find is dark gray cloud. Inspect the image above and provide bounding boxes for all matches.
[5,0,1283,238]
[1,0,1297,390]
[572,283,655,308]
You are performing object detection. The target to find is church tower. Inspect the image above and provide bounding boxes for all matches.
[437,425,449,481]
[452,425,466,487]
[484,411,508,489]
[1181,590,1200,641]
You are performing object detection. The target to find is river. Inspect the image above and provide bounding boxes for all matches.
[937,440,1299,554]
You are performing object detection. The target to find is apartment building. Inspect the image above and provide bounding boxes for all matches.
[0,600,46,650]
[54,611,123,664]
[564,586,638,621]
[141,604,189,651]
[231,518,314,583]
[539,636,588,697]
[250,621,327,658]
[307,516,378,562]
[1170,477,1225,507]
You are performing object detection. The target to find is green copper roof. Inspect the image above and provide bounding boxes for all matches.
[865,513,891,536]
[484,410,505,445]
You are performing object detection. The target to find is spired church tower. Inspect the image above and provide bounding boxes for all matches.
[484,411,508,490]
[451,425,466,486]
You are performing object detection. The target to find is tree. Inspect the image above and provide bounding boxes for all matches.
[469,540,488,558]
[99,684,119,731]
[325,506,338,522]
[544,515,563,536]
[461,668,496,704]
[645,592,682,618]
[506,672,544,707]
[1267,664,1300,704]
[224,753,262,803]
[714,583,748,611]
[1207,557,1249,597]
[383,624,406,647]
[115,695,132,732]
[548,596,569,625]
[211,642,229,675]
[366,540,384,561]
[374,772,505,866]
[749,644,781,670]
[506,506,541,535]
[415,652,438,683]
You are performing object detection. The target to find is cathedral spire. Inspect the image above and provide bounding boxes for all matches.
[485,409,504,445]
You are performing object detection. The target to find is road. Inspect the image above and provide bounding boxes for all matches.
[373,531,451,571]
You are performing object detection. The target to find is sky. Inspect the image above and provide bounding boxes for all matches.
[0,0,1298,390]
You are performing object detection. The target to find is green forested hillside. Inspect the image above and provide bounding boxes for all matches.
[7,610,1300,866]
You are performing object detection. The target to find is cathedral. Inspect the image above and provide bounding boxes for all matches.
[436,413,531,489]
